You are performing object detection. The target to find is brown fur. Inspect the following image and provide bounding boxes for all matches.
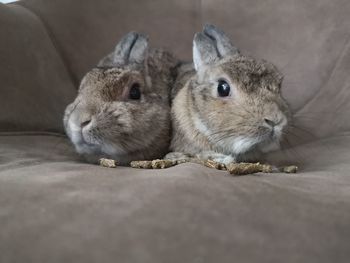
[64,32,178,165]
[167,25,291,164]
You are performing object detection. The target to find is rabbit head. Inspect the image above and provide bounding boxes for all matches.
[64,32,175,165]
[171,25,291,161]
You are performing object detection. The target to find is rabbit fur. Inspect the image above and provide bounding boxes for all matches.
[64,32,178,165]
[166,25,291,164]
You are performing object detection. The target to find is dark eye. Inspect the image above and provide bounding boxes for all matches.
[129,83,141,100]
[217,80,231,97]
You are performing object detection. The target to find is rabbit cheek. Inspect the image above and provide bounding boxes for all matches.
[97,108,133,139]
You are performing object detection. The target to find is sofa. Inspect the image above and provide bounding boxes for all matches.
[1,0,350,262]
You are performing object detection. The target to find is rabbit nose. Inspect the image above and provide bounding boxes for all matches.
[264,118,277,127]
[80,118,92,128]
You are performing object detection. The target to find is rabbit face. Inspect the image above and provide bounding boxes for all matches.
[190,56,290,156]
[64,68,169,164]
[64,32,173,164]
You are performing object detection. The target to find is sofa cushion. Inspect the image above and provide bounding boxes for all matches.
[0,134,350,263]
[0,4,76,133]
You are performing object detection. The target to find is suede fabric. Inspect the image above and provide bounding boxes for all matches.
[0,134,350,263]
[0,3,76,133]
[1,0,350,262]
[20,0,201,85]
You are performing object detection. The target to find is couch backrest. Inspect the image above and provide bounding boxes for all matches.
[0,3,76,132]
[1,0,350,139]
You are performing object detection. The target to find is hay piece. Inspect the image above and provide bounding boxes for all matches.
[203,159,227,170]
[182,158,225,169]
[151,159,176,169]
[130,159,176,169]
[130,160,153,169]
[129,157,298,175]
[226,162,273,175]
[281,165,298,173]
[260,164,274,173]
[99,158,117,168]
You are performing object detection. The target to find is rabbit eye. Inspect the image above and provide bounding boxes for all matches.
[129,83,141,100]
[217,80,230,97]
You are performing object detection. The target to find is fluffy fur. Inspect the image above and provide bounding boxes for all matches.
[63,32,178,165]
[167,25,291,164]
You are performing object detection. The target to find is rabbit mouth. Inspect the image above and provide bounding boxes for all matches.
[73,129,128,158]
[72,133,128,163]
[66,113,139,162]
[65,114,104,156]
[70,128,102,156]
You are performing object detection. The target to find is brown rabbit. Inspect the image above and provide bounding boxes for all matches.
[64,32,178,165]
[166,25,291,164]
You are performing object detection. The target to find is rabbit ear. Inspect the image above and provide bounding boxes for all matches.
[113,32,149,65]
[193,32,220,71]
[193,24,240,71]
[203,24,239,57]
[97,32,148,67]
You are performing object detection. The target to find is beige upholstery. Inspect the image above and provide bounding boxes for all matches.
[1,0,350,262]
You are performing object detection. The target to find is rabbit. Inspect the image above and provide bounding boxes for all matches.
[165,24,291,165]
[63,32,178,165]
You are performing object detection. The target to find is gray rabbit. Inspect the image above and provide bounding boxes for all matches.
[64,32,178,165]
